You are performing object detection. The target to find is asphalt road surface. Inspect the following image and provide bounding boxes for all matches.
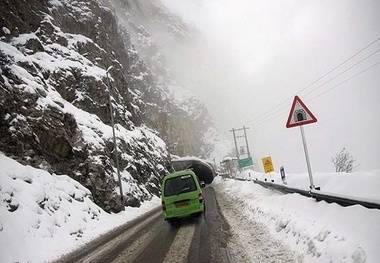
[56,186,233,263]
[112,186,232,263]
[56,184,301,263]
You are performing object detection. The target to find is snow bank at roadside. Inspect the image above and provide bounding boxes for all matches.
[0,153,160,263]
[213,173,380,263]
[236,169,380,201]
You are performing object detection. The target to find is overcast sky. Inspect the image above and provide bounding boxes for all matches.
[160,0,380,173]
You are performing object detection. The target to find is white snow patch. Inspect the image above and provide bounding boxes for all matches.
[2,27,10,35]
[213,170,380,263]
[0,153,160,263]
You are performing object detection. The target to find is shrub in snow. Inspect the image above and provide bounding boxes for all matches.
[331,147,358,173]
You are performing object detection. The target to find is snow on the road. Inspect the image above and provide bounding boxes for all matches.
[213,170,380,263]
[1,152,380,262]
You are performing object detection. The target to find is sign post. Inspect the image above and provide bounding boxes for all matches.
[286,96,317,189]
[300,125,315,189]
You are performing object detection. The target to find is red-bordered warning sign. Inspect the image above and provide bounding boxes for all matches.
[286,96,317,128]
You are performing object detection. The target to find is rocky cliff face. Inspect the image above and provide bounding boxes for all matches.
[102,0,223,159]
[0,0,226,212]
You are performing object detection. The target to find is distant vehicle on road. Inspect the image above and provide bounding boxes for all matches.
[161,170,205,225]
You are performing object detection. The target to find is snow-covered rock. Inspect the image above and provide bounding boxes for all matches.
[0,0,229,212]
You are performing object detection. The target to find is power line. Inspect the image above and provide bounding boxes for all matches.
[251,60,380,128]
[298,36,380,96]
[302,47,380,98]
[307,60,380,102]
[248,36,380,127]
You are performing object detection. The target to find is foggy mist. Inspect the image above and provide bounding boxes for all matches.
[159,0,380,173]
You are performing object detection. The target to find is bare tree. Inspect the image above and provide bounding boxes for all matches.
[331,148,357,173]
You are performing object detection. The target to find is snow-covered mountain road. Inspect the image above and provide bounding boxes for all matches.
[2,154,379,262]
[54,186,299,263]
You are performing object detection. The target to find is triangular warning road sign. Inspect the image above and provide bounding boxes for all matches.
[286,96,317,128]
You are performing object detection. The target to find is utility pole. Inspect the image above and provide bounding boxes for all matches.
[106,66,125,210]
[230,126,250,159]
[230,128,239,159]
[243,126,250,158]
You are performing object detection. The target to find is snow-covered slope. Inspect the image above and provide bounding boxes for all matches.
[0,0,229,213]
[0,153,160,262]
[103,0,230,160]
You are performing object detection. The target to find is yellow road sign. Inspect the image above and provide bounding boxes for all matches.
[262,156,274,173]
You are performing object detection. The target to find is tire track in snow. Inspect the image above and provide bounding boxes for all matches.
[163,224,196,263]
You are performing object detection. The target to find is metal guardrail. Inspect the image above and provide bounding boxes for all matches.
[236,178,380,210]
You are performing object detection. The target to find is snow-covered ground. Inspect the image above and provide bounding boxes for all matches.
[1,153,380,262]
[0,153,160,263]
[214,169,380,263]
